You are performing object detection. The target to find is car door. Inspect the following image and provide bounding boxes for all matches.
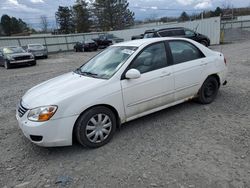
[168,40,206,100]
[121,42,174,119]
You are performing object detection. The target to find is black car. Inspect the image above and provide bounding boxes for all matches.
[0,46,36,69]
[92,34,124,49]
[144,27,211,46]
[74,40,98,52]
[131,30,154,40]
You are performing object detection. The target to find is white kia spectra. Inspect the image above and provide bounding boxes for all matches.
[16,38,228,148]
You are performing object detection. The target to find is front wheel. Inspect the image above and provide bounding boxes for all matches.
[4,60,11,69]
[197,76,219,104]
[75,106,116,148]
[31,61,36,66]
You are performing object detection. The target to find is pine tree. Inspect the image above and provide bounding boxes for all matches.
[56,6,75,34]
[73,0,91,33]
[179,11,190,22]
[93,0,134,31]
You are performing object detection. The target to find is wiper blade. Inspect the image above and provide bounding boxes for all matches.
[81,71,99,77]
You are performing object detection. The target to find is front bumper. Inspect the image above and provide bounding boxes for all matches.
[31,51,48,57]
[10,59,35,64]
[16,112,78,147]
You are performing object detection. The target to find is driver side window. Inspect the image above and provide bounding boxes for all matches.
[129,42,168,74]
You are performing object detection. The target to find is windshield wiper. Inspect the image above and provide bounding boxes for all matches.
[81,71,98,77]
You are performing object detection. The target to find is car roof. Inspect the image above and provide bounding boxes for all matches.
[145,27,186,33]
[112,37,185,47]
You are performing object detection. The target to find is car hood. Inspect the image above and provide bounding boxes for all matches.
[22,72,106,108]
[6,52,32,57]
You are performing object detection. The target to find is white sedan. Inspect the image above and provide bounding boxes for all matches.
[16,38,227,148]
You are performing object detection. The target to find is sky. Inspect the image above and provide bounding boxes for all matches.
[0,0,250,29]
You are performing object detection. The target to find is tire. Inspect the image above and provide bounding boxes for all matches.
[4,60,11,69]
[201,40,208,47]
[75,106,116,148]
[31,61,36,66]
[44,55,48,59]
[197,76,219,104]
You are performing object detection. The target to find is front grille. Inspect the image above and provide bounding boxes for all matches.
[18,102,28,117]
[14,56,31,61]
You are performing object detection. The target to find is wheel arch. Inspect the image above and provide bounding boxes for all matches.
[207,73,221,87]
[72,104,121,143]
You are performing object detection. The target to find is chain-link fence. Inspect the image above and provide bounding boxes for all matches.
[221,19,250,43]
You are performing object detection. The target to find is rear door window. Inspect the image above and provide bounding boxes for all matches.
[172,29,185,36]
[169,40,205,64]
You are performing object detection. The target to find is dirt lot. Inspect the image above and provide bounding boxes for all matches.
[0,41,250,188]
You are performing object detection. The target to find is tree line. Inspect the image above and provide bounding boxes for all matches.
[55,0,135,34]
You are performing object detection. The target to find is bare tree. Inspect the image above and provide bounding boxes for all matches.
[40,15,48,33]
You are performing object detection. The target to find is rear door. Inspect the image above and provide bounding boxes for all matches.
[168,40,207,100]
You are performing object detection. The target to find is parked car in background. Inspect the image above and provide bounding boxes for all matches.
[92,34,124,48]
[74,40,98,52]
[16,38,227,148]
[26,44,48,58]
[142,27,211,46]
[131,34,144,40]
[0,46,36,69]
[131,30,155,40]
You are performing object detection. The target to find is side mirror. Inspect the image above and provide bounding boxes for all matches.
[125,69,141,79]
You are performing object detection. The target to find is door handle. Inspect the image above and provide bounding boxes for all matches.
[200,63,208,66]
[160,72,171,77]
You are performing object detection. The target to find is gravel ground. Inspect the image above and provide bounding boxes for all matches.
[0,41,250,188]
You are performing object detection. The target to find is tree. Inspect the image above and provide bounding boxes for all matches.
[93,0,134,31]
[0,15,29,36]
[56,6,75,34]
[72,0,91,33]
[1,15,12,35]
[40,15,49,33]
[214,7,223,16]
[179,11,189,22]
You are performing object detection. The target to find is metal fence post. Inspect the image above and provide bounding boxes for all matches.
[65,36,69,51]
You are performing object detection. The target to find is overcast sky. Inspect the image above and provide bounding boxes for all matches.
[0,0,250,28]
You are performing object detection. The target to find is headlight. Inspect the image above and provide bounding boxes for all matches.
[28,105,57,122]
[7,55,15,61]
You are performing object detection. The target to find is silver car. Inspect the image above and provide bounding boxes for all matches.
[26,44,48,58]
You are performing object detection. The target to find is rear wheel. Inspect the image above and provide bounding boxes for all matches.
[197,76,219,104]
[4,60,11,69]
[201,40,208,47]
[75,106,116,148]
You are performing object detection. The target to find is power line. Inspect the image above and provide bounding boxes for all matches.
[129,6,204,12]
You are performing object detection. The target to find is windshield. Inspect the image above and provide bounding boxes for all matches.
[3,47,25,54]
[75,46,137,79]
[143,33,154,38]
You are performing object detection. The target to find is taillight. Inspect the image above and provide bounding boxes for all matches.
[224,57,227,65]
